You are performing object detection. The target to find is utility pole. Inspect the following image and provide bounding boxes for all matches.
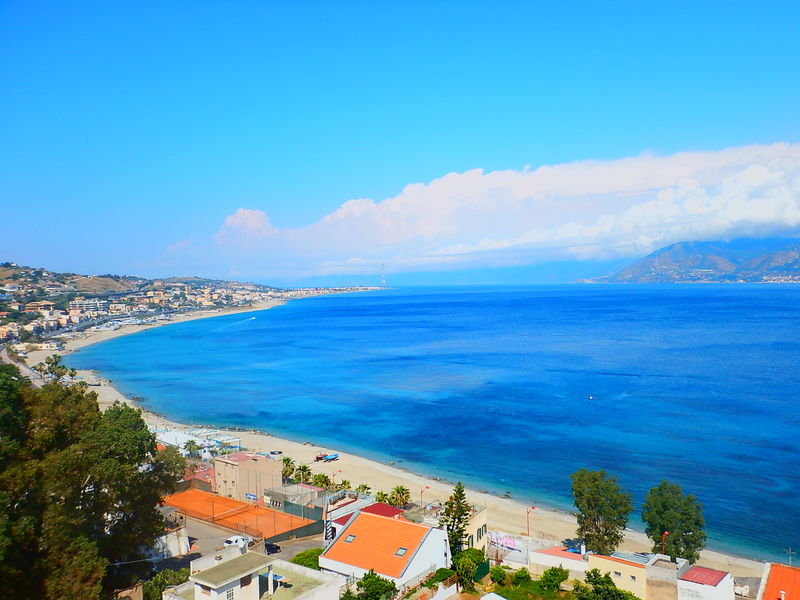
[787,547,797,566]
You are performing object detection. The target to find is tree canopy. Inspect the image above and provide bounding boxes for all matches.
[642,480,706,563]
[0,364,185,598]
[356,569,397,600]
[571,469,633,555]
[574,569,641,600]
[439,482,471,556]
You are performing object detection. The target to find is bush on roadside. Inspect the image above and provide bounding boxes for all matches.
[290,548,324,570]
[490,565,507,585]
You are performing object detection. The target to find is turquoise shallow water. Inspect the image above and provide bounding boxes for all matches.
[65,285,800,562]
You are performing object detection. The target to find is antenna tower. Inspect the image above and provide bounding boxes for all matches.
[381,263,386,287]
[787,547,797,566]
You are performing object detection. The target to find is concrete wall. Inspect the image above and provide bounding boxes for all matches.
[270,559,342,600]
[150,526,190,560]
[678,574,735,600]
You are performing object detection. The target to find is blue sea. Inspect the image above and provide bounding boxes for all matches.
[65,285,800,562]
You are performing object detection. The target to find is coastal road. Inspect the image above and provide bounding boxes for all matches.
[0,347,45,387]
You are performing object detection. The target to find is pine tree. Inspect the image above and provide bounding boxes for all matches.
[439,482,471,556]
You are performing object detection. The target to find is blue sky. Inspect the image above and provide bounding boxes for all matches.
[2,1,799,285]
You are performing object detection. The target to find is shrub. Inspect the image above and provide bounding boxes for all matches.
[290,548,324,570]
[490,565,507,585]
[424,568,456,588]
[540,566,569,592]
[512,568,531,586]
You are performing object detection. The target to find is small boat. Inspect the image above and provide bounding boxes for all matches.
[323,453,339,462]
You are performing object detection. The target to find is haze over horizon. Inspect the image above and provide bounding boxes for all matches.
[2,2,799,286]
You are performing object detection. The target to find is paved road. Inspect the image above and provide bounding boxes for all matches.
[0,347,45,387]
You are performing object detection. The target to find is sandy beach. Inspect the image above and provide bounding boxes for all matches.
[20,301,766,578]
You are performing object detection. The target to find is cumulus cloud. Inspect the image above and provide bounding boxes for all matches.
[209,143,800,279]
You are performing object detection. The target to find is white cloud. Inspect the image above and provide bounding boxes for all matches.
[208,143,800,279]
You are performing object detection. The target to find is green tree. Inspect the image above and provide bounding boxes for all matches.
[512,568,531,586]
[439,482,471,555]
[33,354,76,381]
[312,473,332,488]
[375,490,390,503]
[336,479,352,491]
[490,565,507,586]
[290,548,324,570]
[294,464,311,484]
[642,480,706,563]
[453,555,477,592]
[143,568,190,600]
[575,569,641,600]
[183,439,200,459]
[355,483,371,495]
[389,485,410,506]
[571,469,633,555]
[282,456,296,480]
[341,587,358,600]
[540,566,569,592]
[0,371,186,598]
[356,569,397,600]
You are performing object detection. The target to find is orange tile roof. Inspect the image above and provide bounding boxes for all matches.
[322,511,432,579]
[594,554,645,569]
[763,563,800,600]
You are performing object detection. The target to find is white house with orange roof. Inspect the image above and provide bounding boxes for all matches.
[757,563,800,600]
[318,511,451,587]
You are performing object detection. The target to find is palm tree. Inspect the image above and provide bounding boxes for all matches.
[294,464,311,484]
[183,440,200,459]
[312,473,332,488]
[282,456,295,481]
[355,484,372,495]
[390,485,411,507]
[375,490,390,504]
[336,479,351,492]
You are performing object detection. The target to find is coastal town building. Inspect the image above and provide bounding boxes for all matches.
[678,566,735,600]
[214,452,282,502]
[319,511,451,587]
[164,550,341,600]
[529,546,589,579]
[757,563,800,600]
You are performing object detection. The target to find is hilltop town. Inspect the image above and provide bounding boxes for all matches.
[0,261,375,343]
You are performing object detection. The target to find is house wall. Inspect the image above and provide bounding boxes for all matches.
[678,575,734,600]
[272,560,342,600]
[150,525,190,559]
[588,556,647,600]
[466,508,489,554]
[215,456,281,502]
[401,528,451,587]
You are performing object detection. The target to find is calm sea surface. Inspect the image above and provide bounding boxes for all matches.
[65,285,800,562]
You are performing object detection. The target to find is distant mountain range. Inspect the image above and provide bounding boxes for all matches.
[608,238,800,283]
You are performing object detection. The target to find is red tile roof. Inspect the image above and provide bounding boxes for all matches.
[362,502,405,518]
[323,512,432,578]
[680,566,728,586]
[762,563,800,600]
[332,503,405,526]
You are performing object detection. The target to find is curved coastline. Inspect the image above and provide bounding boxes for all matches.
[28,299,767,578]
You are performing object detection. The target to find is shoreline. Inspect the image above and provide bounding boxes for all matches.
[22,301,766,578]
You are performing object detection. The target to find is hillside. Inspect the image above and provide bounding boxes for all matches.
[611,238,800,283]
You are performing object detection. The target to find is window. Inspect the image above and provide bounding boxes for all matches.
[344,534,356,543]
[395,547,407,556]
[467,535,474,548]
[630,576,637,582]
[226,589,235,600]
[613,571,621,578]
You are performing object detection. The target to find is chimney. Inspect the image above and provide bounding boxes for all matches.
[780,592,785,600]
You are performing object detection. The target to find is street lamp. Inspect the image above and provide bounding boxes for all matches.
[331,469,342,485]
[661,531,670,554]
[526,506,536,538]
[420,485,429,506]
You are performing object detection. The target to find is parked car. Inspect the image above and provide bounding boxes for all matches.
[223,535,253,548]
[265,543,281,555]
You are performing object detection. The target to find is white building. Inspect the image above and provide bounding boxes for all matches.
[319,511,451,587]
[678,566,735,600]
